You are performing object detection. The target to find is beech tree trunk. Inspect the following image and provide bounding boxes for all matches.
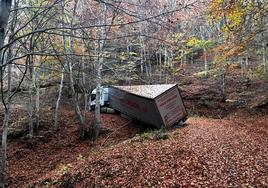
[204,48,208,78]
[34,67,40,128]
[0,61,11,188]
[139,36,144,73]
[68,35,85,137]
[54,67,64,130]
[0,0,12,49]
[68,60,85,137]
[0,108,10,188]
[0,1,13,186]
[81,57,88,113]
[27,56,34,137]
[93,2,107,140]
[54,0,66,131]
[27,34,35,137]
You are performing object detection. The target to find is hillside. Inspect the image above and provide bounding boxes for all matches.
[6,112,268,187]
[55,114,268,187]
[4,76,268,187]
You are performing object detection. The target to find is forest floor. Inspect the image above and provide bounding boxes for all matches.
[1,70,268,187]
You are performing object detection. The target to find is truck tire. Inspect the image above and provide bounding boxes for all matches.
[174,117,187,127]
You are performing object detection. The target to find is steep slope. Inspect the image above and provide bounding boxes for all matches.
[30,114,268,188]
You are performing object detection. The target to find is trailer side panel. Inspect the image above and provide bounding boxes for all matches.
[109,87,164,128]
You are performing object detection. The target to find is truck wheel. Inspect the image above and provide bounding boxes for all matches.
[179,117,187,126]
[182,117,188,123]
[175,117,187,127]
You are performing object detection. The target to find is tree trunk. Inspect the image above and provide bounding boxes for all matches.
[164,47,167,66]
[0,1,14,186]
[68,34,85,137]
[54,67,64,130]
[164,47,168,83]
[0,108,10,188]
[87,92,92,111]
[34,67,40,128]
[93,2,107,140]
[54,0,66,131]
[159,49,162,83]
[0,62,11,188]
[27,28,35,137]
[204,48,208,78]
[94,61,102,139]
[81,58,88,113]
[170,49,174,68]
[0,35,12,188]
[139,37,144,73]
[245,54,249,68]
[27,55,34,138]
[262,40,267,73]
[62,0,85,137]
[0,0,12,49]
[240,56,245,78]
[68,60,85,137]
[220,69,226,102]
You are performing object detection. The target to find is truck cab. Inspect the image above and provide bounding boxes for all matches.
[90,87,109,110]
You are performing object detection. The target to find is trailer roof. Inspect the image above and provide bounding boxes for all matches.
[112,84,177,99]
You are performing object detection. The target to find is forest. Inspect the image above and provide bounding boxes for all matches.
[0,0,267,187]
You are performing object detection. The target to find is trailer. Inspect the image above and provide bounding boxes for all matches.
[108,84,187,128]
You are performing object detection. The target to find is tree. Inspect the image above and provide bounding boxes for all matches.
[187,37,214,77]
[0,0,13,187]
[0,0,12,49]
[208,0,268,59]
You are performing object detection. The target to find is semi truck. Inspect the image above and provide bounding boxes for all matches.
[91,84,187,128]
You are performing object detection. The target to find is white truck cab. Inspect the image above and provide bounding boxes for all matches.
[90,87,109,110]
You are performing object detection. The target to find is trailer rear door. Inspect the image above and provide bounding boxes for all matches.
[155,86,187,126]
